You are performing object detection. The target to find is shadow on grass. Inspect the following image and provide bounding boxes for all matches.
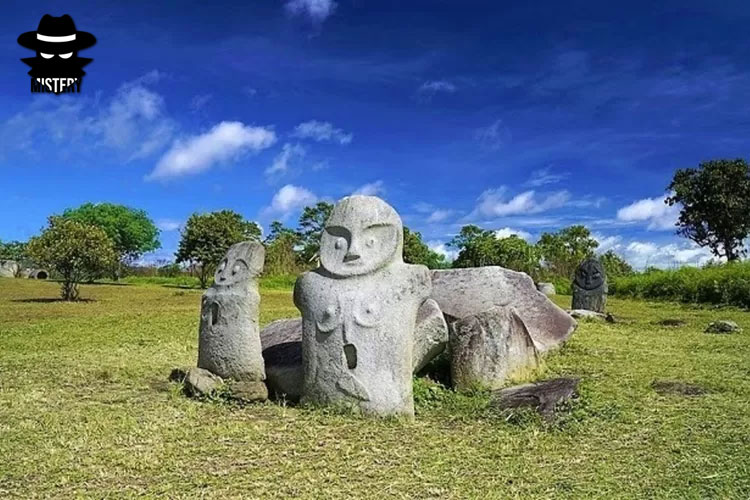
[11,298,96,303]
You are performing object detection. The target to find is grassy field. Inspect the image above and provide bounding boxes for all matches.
[1,278,749,498]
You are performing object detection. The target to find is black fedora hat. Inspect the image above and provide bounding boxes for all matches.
[18,14,96,54]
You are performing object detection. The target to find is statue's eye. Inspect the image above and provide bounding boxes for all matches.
[232,264,241,275]
[335,238,346,250]
[59,52,73,59]
[40,53,54,59]
[218,260,227,272]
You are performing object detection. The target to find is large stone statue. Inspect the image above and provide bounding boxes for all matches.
[198,241,267,388]
[294,195,431,417]
[572,258,607,313]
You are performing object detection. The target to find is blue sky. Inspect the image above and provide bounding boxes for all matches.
[2,0,750,268]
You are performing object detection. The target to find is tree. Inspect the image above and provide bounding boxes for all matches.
[0,240,28,262]
[176,210,261,288]
[27,217,117,301]
[537,225,598,279]
[402,227,448,269]
[297,202,333,264]
[62,203,161,278]
[264,221,302,275]
[449,226,541,277]
[599,250,633,278]
[666,159,750,261]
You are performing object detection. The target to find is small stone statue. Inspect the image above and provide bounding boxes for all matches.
[198,241,266,386]
[572,258,607,313]
[294,195,431,417]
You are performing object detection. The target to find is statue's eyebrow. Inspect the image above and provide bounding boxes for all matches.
[364,222,393,230]
[325,225,350,238]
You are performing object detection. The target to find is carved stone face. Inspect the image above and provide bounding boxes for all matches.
[214,241,264,286]
[574,259,606,290]
[320,195,403,278]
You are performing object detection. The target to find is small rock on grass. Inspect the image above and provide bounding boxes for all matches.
[490,377,580,419]
[705,320,741,334]
[569,309,606,321]
[227,380,268,403]
[184,367,224,397]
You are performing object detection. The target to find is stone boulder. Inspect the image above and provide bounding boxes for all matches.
[29,269,49,280]
[430,267,577,352]
[413,299,449,373]
[449,306,540,392]
[569,309,607,321]
[490,377,580,419]
[227,380,268,403]
[536,282,556,296]
[0,260,19,278]
[705,320,741,334]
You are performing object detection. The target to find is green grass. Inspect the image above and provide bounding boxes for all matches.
[612,261,750,308]
[119,274,299,290]
[0,277,749,498]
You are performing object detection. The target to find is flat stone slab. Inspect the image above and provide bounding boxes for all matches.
[705,320,741,334]
[490,377,580,418]
[431,267,577,352]
[651,380,708,396]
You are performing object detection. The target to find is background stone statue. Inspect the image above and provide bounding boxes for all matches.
[198,241,266,388]
[294,195,431,417]
[572,258,607,313]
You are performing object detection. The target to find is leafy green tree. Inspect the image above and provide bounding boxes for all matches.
[176,210,261,288]
[61,203,161,278]
[449,226,541,277]
[599,250,634,278]
[264,221,303,275]
[402,227,448,269]
[537,225,598,279]
[494,235,542,278]
[297,202,333,264]
[0,240,28,262]
[666,158,750,261]
[27,217,117,301]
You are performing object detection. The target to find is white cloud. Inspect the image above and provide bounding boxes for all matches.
[475,119,511,150]
[147,121,276,181]
[353,180,385,196]
[592,233,622,253]
[285,0,337,23]
[617,194,680,230]
[189,94,213,112]
[495,227,532,241]
[427,209,454,223]
[474,187,570,217]
[525,167,569,187]
[156,219,182,232]
[1,71,175,161]
[291,120,352,145]
[621,240,716,269]
[428,241,458,262]
[418,80,457,94]
[263,184,318,219]
[266,143,306,176]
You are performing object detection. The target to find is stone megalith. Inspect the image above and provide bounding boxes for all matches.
[260,300,448,401]
[198,241,266,387]
[450,306,540,391]
[294,195,431,417]
[430,267,577,352]
[536,282,556,296]
[0,260,19,278]
[571,258,607,313]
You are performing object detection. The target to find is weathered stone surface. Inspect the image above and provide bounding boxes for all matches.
[430,267,577,352]
[18,268,32,279]
[28,269,49,280]
[198,241,266,382]
[490,377,580,418]
[184,367,224,397]
[414,299,448,373]
[571,258,607,313]
[536,282,556,296]
[569,309,607,321]
[260,318,304,401]
[260,302,448,401]
[652,379,708,396]
[0,260,19,278]
[705,320,741,334]
[450,306,540,391]
[295,195,431,417]
[227,380,268,402]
